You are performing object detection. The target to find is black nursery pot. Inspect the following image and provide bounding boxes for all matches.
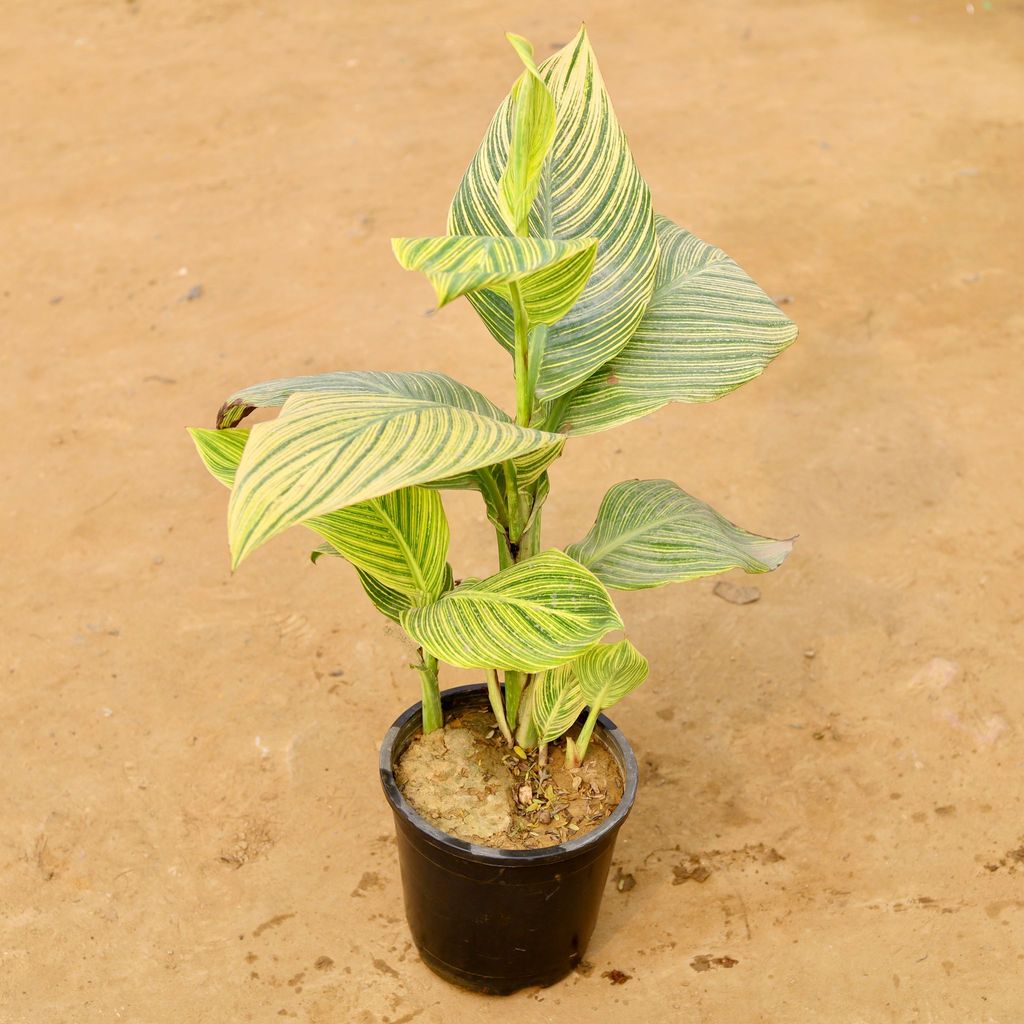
[379,683,639,995]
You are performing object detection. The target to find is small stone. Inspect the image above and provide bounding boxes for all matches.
[713,580,761,605]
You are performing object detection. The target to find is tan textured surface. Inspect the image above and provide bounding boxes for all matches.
[3,2,1023,1021]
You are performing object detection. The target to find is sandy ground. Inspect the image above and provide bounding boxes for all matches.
[3,1,1023,1021]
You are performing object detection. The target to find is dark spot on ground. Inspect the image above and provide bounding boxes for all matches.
[252,913,296,938]
[673,856,712,884]
[602,968,632,984]
[690,954,738,972]
[351,871,383,897]
[373,957,400,979]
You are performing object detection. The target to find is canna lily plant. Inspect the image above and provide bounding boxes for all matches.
[189,28,797,771]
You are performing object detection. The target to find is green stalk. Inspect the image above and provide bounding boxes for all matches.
[503,673,523,728]
[486,668,514,746]
[415,650,443,733]
[501,264,550,737]
[515,675,539,748]
[573,703,602,763]
[509,281,532,428]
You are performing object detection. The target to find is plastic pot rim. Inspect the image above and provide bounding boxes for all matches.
[379,682,639,867]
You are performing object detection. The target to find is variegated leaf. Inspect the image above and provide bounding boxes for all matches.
[449,27,658,401]
[353,566,414,623]
[400,549,622,672]
[505,436,564,488]
[576,639,649,710]
[304,488,449,600]
[189,426,248,487]
[566,479,794,590]
[530,664,586,744]
[311,546,455,624]
[228,391,562,568]
[213,370,565,514]
[216,370,508,430]
[190,426,451,600]
[554,215,799,435]
[500,34,555,234]
[392,234,596,310]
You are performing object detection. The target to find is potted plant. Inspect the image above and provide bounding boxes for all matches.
[188,27,797,995]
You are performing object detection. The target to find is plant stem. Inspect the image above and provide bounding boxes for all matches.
[503,674,522,728]
[564,735,581,770]
[493,258,550,746]
[415,650,443,734]
[509,281,532,427]
[486,668,514,746]
[574,704,602,763]
[515,679,539,749]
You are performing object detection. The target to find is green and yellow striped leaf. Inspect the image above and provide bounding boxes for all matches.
[303,487,448,600]
[216,370,508,430]
[308,545,414,622]
[190,425,452,602]
[354,566,413,623]
[566,479,795,590]
[228,391,563,568]
[553,215,799,435]
[530,664,586,744]
[392,234,596,311]
[313,547,454,624]
[400,549,622,672]
[505,437,564,488]
[449,27,658,401]
[189,426,248,487]
[212,370,565,515]
[500,33,555,234]
[576,639,649,710]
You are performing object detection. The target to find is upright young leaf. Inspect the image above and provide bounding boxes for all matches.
[400,549,622,672]
[392,234,596,310]
[576,639,649,711]
[553,215,799,435]
[449,27,658,401]
[530,664,586,744]
[500,34,556,235]
[227,392,562,568]
[566,479,794,590]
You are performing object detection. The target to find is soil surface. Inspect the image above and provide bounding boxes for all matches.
[4,2,1024,1022]
[396,710,624,848]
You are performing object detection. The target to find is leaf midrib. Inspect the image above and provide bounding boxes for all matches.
[370,496,431,597]
[579,505,683,566]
